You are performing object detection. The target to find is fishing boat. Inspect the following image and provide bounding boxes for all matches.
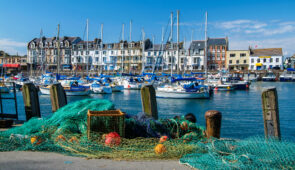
[262,72,277,81]
[280,68,295,82]
[90,81,112,94]
[156,78,210,99]
[40,83,90,96]
[120,77,143,90]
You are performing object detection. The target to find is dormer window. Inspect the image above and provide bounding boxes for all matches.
[120,43,124,49]
[31,43,35,48]
[65,41,69,47]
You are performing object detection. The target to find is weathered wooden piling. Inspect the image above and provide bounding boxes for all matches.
[140,85,158,119]
[261,87,281,139]
[49,83,67,112]
[22,83,41,121]
[205,110,222,138]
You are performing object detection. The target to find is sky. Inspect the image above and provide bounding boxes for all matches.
[0,0,294,56]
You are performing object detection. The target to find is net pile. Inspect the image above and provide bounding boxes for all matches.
[0,98,205,160]
[180,137,295,169]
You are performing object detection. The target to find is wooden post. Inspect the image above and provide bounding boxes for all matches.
[49,83,67,112]
[205,110,222,138]
[22,83,41,121]
[140,85,158,119]
[261,88,281,139]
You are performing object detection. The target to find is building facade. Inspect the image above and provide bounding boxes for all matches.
[207,37,228,70]
[226,50,250,71]
[249,48,283,70]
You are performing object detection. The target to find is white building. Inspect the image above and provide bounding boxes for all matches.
[249,48,283,70]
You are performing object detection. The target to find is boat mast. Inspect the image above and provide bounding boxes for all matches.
[152,34,155,69]
[129,20,132,73]
[86,19,89,77]
[57,24,60,76]
[161,27,164,72]
[40,28,44,75]
[121,23,124,76]
[204,11,208,77]
[170,12,173,77]
[141,28,145,74]
[177,10,180,75]
[100,23,103,74]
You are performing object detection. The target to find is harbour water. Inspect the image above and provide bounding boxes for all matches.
[3,82,295,141]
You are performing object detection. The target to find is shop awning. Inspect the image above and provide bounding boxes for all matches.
[256,63,263,66]
[3,64,20,68]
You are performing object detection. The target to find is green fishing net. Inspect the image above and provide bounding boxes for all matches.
[0,98,205,160]
[180,137,295,169]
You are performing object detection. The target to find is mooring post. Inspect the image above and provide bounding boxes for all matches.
[261,87,281,139]
[49,83,67,112]
[205,110,222,138]
[22,83,41,121]
[140,85,158,119]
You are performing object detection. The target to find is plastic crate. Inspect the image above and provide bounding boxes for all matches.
[87,110,125,139]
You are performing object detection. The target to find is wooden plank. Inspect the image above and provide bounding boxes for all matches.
[140,85,158,120]
[205,110,222,139]
[22,83,41,121]
[261,87,281,139]
[49,83,67,112]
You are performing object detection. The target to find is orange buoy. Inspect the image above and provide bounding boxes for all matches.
[154,144,166,154]
[159,136,168,143]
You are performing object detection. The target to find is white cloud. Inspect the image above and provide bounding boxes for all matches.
[217,19,295,36]
[229,37,295,56]
[0,39,27,55]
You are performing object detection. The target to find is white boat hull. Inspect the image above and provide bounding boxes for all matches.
[91,86,112,94]
[40,87,90,96]
[111,85,124,92]
[156,90,209,99]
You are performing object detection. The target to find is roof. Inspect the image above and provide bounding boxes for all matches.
[189,41,205,50]
[189,38,227,50]
[208,37,227,46]
[250,48,283,56]
[146,44,163,51]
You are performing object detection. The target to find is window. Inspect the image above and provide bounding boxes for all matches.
[251,58,254,63]
[236,60,239,64]
[81,51,83,55]
[230,54,236,57]
[276,58,279,62]
[229,60,232,64]
[103,57,106,62]
[240,53,246,57]
[194,58,197,63]
[86,51,89,55]
[270,58,273,62]
[263,58,266,62]
[103,51,106,55]
[95,51,99,54]
[148,52,151,56]
[251,65,254,69]
[257,59,260,63]
[154,52,157,56]
[244,60,247,64]
[181,58,184,63]
[96,57,99,62]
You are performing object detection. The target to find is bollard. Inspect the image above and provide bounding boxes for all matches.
[22,83,41,121]
[49,83,67,112]
[140,85,158,120]
[261,88,281,139]
[205,110,222,139]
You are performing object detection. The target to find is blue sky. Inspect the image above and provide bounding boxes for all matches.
[0,0,294,56]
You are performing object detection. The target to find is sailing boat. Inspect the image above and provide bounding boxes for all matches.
[156,11,210,99]
[40,23,90,96]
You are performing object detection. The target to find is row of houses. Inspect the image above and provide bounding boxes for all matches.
[25,36,284,72]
